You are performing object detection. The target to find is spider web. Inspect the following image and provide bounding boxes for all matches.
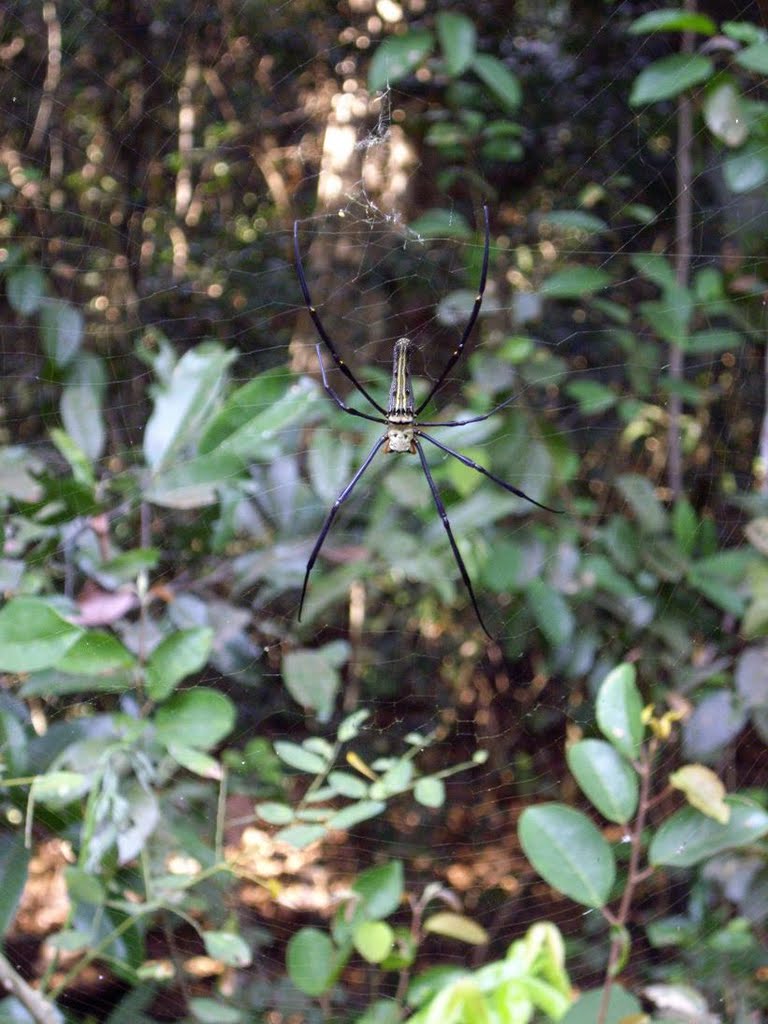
[1,1,767,1022]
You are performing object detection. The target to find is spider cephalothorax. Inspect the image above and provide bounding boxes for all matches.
[293,207,559,639]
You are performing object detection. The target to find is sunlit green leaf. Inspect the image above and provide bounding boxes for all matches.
[155,688,235,750]
[629,54,713,106]
[649,795,768,867]
[436,12,476,76]
[368,30,435,91]
[0,597,83,673]
[146,627,214,701]
[595,663,644,760]
[471,54,522,111]
[628,9,716,35]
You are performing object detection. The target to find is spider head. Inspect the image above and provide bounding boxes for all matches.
[385,424,416,454]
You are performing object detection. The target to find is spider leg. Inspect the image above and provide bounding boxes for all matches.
[294,222,388,416]
[417,431,562,514]
[414,439,493,641]
[298,436,387,621]
[418,391,519,428]
[315,344,387,425]
[414,204,490,416]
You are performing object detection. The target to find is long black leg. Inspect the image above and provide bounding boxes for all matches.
[418,431,562,514]
[418,391,519,428]
[298,436,386,621]
[415,440,493,641]
[315,345,387,425]
[294,222,388,416]
[414,205,490,416]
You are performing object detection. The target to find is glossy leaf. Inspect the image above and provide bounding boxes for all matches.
[368,30,434,91]
[628,9,716,35]
[629,54,713,106]
[145,452,245,509]
[256,801,295,825]
[282,642,349,723]
[354,921,395,964]
[203,931,252,968]
[525,579,574,647]
[724,141,768,193]
[567,739,639,823]
[703,82,748,147]
[327,800,386,831]
[649,795,768,867]
[188,998,242,1024]
[471,53,522,111]
[683,329,743,354]
[273,740,327,774]
[286,927,336,995]
[32,770,89,807]
[155,688,235,750]
[146,627,214,701]
[595,662,644,760]
[274,823,326,848]
[735,41,768,74]
[57,631,135,675]
[670,764,729,824]
[61,354,107,462]
[40,299,84,367]
[436,12,476,76]
[541,266,611,298]
[562,985,641,1024]
[518,803,615,908]
[166,743,222,780]
[414,776,445,808]
[0,597,83,673]
[616,473,666,534]
[541,211,607,233]
[338,708,370,743]
[423,912,488,945]
[7,265,46,315]
[409,209,471,239]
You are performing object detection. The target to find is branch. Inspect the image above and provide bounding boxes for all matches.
[0,949,61,1024]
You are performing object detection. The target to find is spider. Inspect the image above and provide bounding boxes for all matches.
[294,206,559,639]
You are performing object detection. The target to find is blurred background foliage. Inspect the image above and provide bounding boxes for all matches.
[0,1,767,1022]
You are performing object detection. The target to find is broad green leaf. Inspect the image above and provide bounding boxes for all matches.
[40,299,84,367]
[64,866,105,905]
[409,209,471,239]
[525,579,574,648]
[282,643,349,722]
[629,54,713,106]
[723,141,768,193]
[327,800,386,830]
[368,30,435,91]
[203,931,252,968]
[346,861,404,926]
[188,998,242,1024]
[628,9,716,35]
[0,834,30,936]
[32,770,88,807]
[703,82,748,147]
[616,473,666,534]
[50,428,95,488]
[256,802,295,825]
[471,53,522,112]
[200,374,318,463]
[328,770,369,799]
[423,913,488,945]
[436,12,476,76]
[0,597,83,673]
[355,1000,401,1024]
[354,921,395,964]
[735,41,768,74]
[145,451,245,509]
[57,631,135,675]
[7,265,46,315]
[274,823,325,848]
[541,266,611,298]
[198,369,295,452]
[541,211,608,233]
[146,627,213,701]
[420,979,490,1024]
[308,431,353,505]
[683,329,743,354]
[273,740,327,774]
[723,21,766,45]
[649,795,768,867]
[414,776,445,808]
[286,927,336,995]
[562,985,642,1024]
[166,743,222,780]
[567,740,639,823]
[144,343,235,471]
[61,353,107,462]
[338,709,370,743]
[672,498,697,556]
[370,758,413,799]
[0,710,27,775]
[595,663,644,760]
[631,251,677,290]
[155,688,235,750]
[670,764,729,823]
[566,380,616,415]
[518,804,615,908]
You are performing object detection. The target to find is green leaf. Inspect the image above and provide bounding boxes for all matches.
[282,643,349,723]
[40,300,84,368]
[327,800,386,831]
[518,804,616,908]
[145,451,246,509]
[166,743,222,780]
[308,431,353,505]
[64,866,105,906]
[541,211,608,233]
[703,82,748,147]
[541,266,611,298]
[436,12,476,76]
[32,770,89,807]
[669,764,729,824]
[567,740,639,823]
[188,998,242,1024]
[328,770,369,799]
[628,9,716,35]
[146,628,213,701]
[200,373,318,463]
[338,708,370,743]
[50,428,95,488]
[61,353,107,462]
[155,688,235,750]
[525,579,574,648]
[409,209,471,239]
[274,823,325,848]
[735,41,768,74]
[0,834,30,936]
[286,927,336,995]
[203,931,252,968]
[629,54,714,106]
[616,473,666,533]
[198,369,293,452]
[423,913,488,945]
[723,141,768,193]
[256,801,295,825]
[368,30,435,91]
[471,53,522,112]
[355,1000,401,1024]
[595,663,644,760]
[144,342,235,471]
[649,795,768,867]
[348,861,404,924]
[273,740,327,774]
[414,776,445,808]
[57,631,135,675]
[566,380,616,415]
[723,21,766,45]
[631,252,677,290]
[683,329,742,354]
[354,921,395,964]
[562,985,642,1024]
[0,597,83,673]
[7,265,46,315]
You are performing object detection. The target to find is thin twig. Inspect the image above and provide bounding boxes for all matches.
[0,949,62,1024]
